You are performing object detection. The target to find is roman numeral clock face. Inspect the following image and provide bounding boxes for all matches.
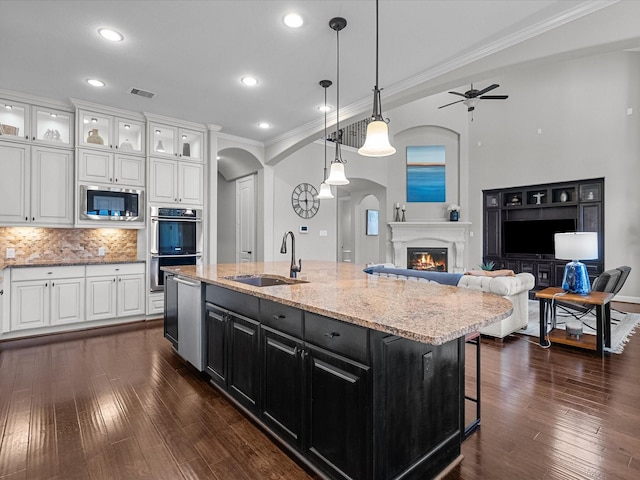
[291,183,320,219]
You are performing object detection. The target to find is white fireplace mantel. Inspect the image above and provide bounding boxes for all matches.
[388,221,471,272]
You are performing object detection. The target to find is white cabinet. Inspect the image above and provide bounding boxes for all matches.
[0,98,74,146]
[149,122,203,161]
[10,266,85,331]
[0,143,73,226]
[77,109,145,154]
[86,263,145,321]
[78,148,144,187]
[149,157,203,206]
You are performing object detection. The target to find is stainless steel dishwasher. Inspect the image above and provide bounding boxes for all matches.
[165,274,204,371]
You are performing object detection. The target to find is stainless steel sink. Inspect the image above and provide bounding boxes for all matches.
[224,274,308,287]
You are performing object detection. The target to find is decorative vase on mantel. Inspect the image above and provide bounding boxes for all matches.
[449,210,459,222]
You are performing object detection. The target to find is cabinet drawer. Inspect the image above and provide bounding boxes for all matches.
[305,312,368,364]
[86,263,144,277]
[11,265,85,281]
[206,284,259,319]
[260,300,303,338]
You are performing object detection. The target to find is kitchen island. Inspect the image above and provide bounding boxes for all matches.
[162,261,512,480]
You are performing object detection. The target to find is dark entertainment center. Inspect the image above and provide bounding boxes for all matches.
[483,178,604,291]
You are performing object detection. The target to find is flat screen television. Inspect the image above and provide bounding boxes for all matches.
[503,219,577,256]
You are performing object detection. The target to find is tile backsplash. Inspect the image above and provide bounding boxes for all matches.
[0,227,138,268]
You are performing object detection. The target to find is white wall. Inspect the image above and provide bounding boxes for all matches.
[356,195,381,264]
[467,51,640,301]
[217,172,237,263]
[272,141,339,261]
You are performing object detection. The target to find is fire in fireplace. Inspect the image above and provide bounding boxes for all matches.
[407,247,448,272]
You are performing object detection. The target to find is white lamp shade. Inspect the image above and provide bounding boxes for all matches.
[358,120,396,157]
[326,162,349,185]
[554,232,598,260]
[317,182,334,199]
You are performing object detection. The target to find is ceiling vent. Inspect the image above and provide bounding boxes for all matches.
[128,87,156,99]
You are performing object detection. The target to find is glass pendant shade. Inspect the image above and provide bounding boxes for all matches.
[358,120,396,156]
[326,162,349,185]
[317,181,334,199]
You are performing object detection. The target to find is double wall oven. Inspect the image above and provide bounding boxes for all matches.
[150,207,203,291]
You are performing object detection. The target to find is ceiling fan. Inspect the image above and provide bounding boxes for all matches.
[438,83,509,112]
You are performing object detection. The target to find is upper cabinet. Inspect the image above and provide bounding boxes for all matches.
[77,109,145,155]
[0,98,74,147]
[149,122,203,162]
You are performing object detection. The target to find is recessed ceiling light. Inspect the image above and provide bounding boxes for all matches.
[284,13,303,28]
[241,76,259,87]
[98,28,124,42]
[258,122,271,129]
[318,105,333,112]
[87,79,105,87]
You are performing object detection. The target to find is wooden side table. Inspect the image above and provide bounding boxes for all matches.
[535,287,614,356]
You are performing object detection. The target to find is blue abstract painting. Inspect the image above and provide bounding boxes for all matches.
[406,145,446,202]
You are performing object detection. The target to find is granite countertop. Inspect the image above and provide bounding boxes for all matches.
[3,259,144,269]
[163,260,513,346]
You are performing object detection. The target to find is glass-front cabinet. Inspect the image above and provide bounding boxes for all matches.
[149,122,203,161]
[78,109,145,154]
[0,98,73,146]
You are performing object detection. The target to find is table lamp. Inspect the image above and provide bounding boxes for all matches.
[554,232,598,295]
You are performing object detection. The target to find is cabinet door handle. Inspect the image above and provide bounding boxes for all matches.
[25,217,28,221]
[119,278,122,282]
[324,332,341,338]
[32,217,35,221]
[113,278,116,282]
[45,282,48,287]
[272,314,286,320]
[115,178,118,182]
[32,136,36,141]
[52,282,55,287]
[301,350,309,359]
[293,346,299,357]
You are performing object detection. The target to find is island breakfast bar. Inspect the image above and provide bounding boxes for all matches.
[162,260,513,480]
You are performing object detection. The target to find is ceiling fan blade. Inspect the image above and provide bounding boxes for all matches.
[448,91,467,98]
[476,83,499,96]
[438,99,465,109]
[480,95,509,100]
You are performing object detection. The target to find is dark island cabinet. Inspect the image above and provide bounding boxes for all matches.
[261,326,304,446]
[305,344,370,480]
[205,301,261,410]
[228,313,260,409]
[202,285,463,480]
[204,303,227,387]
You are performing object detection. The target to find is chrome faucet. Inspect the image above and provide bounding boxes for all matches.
[280,231,301,278]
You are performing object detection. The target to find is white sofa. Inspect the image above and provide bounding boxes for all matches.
[364,265,535,339]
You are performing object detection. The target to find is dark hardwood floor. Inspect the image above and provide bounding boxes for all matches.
[1,301,639,479]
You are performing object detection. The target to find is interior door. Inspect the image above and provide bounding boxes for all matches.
[236,175,256,263]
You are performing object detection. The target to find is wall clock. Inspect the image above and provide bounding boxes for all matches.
[291,183,320,219]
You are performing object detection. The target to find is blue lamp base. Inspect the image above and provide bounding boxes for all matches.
[561,260,591,295]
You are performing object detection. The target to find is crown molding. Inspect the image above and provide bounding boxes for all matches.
[217,131,265,148]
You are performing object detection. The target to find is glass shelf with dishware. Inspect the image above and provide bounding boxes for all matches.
[77,109,145,155]
[0,98,73,147]
[148,122,203,162]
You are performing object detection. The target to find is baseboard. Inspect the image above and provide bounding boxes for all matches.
[612,295,640,305]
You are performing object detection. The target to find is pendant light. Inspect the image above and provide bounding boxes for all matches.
[317,79,335,199]
[358,0,396,157]
[326,17,350,186]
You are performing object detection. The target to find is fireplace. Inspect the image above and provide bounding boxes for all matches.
[407,247,448,272]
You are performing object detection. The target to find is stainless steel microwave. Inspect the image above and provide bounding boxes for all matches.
[79,185,144,223]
